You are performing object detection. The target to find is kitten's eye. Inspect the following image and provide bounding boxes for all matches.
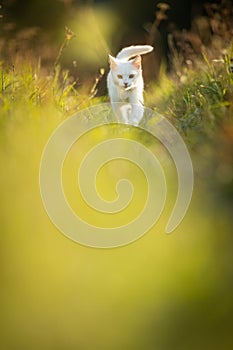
[117,74,123,79]
[129,74,135,79]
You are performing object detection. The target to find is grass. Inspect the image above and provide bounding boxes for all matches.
[147,53,233,137]
[0,22,233,350]
[0,61,103,120]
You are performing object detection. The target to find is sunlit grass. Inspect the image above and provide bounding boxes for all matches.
[147,54,233,138]
[0,38,233,350]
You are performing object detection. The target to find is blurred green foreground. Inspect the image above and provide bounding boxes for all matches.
[0,64,232,350]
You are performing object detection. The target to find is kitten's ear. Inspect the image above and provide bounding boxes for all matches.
[109,55,117,69]
[132,55,141,70]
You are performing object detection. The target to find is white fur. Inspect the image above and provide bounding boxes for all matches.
[107,45,153,125]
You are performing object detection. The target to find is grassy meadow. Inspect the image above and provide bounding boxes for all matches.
[1,2,233,350]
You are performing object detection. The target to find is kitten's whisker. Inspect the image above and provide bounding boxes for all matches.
[124,84,136,91]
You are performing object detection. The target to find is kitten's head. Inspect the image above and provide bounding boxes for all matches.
[109,55,141,90]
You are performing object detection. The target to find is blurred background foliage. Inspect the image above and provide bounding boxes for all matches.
[0,0,233,349]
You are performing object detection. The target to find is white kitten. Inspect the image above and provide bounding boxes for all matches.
[107,45,153,125]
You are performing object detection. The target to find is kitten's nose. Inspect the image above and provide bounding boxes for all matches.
[124,82,129,88]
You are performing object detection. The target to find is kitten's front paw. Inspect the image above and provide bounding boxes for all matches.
[128,105,144,126]
[129,119,139,127]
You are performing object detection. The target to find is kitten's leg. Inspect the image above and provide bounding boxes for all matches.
[111,102,130,124]
[128,102,144,126]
